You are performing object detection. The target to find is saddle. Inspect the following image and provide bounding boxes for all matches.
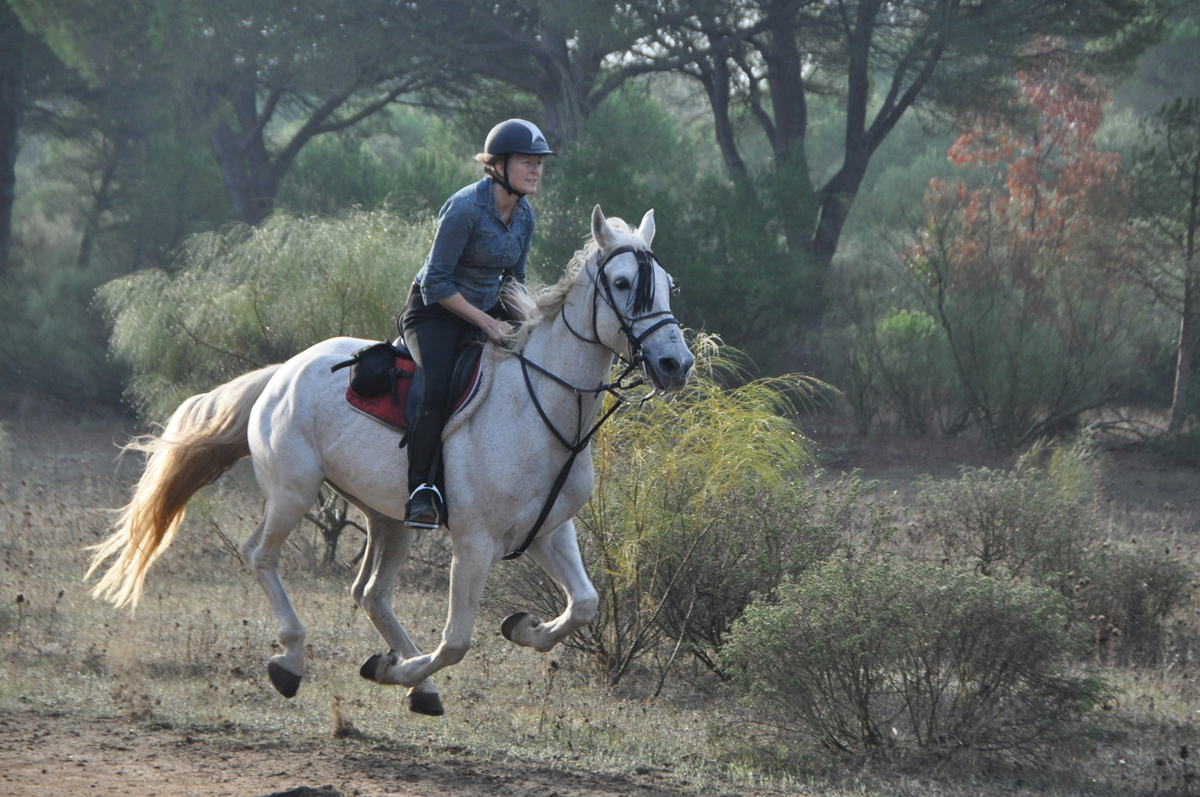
[332,337,484,436]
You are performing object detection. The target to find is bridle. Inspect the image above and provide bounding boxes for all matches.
[503,244,682,561]
[560,244,681,369]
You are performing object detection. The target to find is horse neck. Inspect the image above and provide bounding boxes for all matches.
[518,293,616,432]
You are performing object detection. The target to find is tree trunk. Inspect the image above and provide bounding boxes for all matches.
[811,154,869,270]
[75,139,122,270]
[809,1,881,272]
[194,81,277,226]
[697,58,752,197]
[1170,145,1200,432]
[540,83,582,149]
[1169,281,1194,432]
[0,5,26,279]
[762,10,806,164]
[534,28,607,148]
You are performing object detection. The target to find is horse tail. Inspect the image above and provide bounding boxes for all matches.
[88,364,283,609]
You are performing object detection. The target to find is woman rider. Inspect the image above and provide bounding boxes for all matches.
[402,119,554,529]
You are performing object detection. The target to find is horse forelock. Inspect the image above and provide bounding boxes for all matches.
[630,250,656,316]
[596,217,659,316]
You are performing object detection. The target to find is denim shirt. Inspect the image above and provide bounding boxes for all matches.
[415,177,534,311]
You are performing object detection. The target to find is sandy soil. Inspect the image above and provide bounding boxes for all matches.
[0,711,697,797]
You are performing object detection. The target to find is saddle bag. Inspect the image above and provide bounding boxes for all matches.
[331,341,412,403]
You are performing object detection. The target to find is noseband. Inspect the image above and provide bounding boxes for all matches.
[561,245,681,367]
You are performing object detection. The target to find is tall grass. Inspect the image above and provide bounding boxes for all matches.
[492,338,829,683]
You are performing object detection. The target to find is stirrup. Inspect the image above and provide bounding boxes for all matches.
[405,484,443,529]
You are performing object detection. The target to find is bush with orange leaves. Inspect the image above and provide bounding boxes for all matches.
[904,38,1152,447]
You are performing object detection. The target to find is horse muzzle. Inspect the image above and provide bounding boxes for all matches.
[643,349,694,392]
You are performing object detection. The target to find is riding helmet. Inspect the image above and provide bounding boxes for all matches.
[484,119,555,157]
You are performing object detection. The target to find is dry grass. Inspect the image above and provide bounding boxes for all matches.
[2,409,1200,796]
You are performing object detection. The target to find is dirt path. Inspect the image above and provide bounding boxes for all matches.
[0,711,696,797]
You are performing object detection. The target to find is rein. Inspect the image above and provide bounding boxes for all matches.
[502,245,679,561]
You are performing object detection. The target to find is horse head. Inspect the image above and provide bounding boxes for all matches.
[586,205,694,392]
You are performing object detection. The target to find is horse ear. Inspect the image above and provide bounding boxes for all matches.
[638,209,656,247]
[591,205,615,250]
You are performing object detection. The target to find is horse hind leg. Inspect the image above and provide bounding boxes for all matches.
[501,520,599,653]
[242,483,320,698]
[350,509,443,716]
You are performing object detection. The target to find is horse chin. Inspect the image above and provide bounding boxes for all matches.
[645,363,690,394]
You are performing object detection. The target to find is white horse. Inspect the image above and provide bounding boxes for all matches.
[88,206,693,716]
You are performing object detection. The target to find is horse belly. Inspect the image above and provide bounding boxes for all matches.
[314,390,408,518]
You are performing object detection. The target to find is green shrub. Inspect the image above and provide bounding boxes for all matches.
[720,558,1108,757]
[909,434,1196,667]
[276,137,395,216]
[818,240,925,435]
[98,208,432,419]
[277,136,476,220]
[0,238,127,404]
[668,176,816,373]
[873,309,959,434]
[650,472,889,675]
[1144,430,1200,467]
[819,322,879,435]
[911,465,1090,584]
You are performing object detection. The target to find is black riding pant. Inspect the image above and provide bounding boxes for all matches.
[401,283,476,415]
[402,284,509,494]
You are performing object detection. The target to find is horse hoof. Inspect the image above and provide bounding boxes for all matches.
[409,691,445,716]
[500,612,533,642]
[359,653,385,683]
[267,661,302,698]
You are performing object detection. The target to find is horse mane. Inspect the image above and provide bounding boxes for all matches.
[501,216,645,350]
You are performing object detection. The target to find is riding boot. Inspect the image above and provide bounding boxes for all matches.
[405,406,444,529]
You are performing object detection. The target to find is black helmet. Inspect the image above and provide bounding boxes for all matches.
[484,119,555,157]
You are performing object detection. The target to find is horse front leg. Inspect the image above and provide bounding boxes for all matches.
[500,520,599,652]
[363,532,498,689]
[351,510,443,715]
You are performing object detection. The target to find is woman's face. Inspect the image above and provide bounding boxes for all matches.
[500,154,544,196]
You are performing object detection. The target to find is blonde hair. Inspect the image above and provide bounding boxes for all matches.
[475,152,504,170]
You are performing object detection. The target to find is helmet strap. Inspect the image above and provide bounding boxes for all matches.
[488,155,525,198]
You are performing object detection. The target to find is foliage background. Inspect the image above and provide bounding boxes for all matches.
[3,1,1200,791]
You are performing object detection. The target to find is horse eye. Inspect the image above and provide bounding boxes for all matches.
[613,277,631,290]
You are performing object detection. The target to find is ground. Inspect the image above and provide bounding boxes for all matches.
[0,712,694,797]
[2,397,1199,796]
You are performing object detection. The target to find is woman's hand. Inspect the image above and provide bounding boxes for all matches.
[437,293,513,345]
[484,318,514,345]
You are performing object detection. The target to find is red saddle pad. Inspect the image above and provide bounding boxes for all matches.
[345,356,415,430]
[345,355,482,430]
